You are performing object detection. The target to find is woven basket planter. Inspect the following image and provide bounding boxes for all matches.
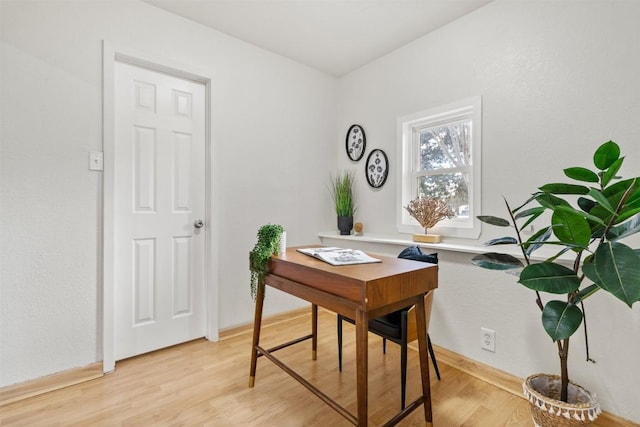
[523,373,601,427]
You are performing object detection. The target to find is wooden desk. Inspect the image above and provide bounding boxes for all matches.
[248,246,438,426]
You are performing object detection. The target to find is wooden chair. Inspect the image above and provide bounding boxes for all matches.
[337,248,441,409]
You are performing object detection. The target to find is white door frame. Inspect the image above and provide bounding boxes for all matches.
[102,41,219,373]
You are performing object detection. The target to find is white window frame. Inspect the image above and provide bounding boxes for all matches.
[397,96,482,239]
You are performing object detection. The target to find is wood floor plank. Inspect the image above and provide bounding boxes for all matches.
[0,363,103,407]
[0,308,636,426]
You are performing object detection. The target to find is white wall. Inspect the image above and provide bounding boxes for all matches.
[0,0,336,387]
[335,0,640,422]
[2,0,639,423]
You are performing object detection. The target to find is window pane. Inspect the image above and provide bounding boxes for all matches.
[399,96,481,237]
[417,173,469,218]
[419,120,471,171]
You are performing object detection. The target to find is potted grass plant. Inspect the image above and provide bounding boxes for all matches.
[249,224,284,301]
[471,140,640,426]
[330,171,356,235]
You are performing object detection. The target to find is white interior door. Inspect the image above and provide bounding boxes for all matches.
[113,60,206,361]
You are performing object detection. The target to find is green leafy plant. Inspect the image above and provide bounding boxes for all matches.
[471,140,640,402]
[249,224,284,301]
[330,171,356,217]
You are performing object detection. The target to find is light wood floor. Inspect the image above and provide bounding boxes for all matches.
[0,309,634,426]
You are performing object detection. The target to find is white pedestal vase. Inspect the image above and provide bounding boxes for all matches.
[278,231,287,256]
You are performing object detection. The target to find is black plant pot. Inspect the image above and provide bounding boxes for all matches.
[337,216,353,235]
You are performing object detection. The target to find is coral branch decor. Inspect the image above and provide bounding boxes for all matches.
[404,196,455,243]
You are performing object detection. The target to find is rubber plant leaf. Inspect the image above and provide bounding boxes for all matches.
[511,193,541,214]
[515,206,546,220]
[515,207,545,231]
[484,237,518,246]
[477,215,510,227]
[535,193,571,210]
[551,207,591,249]
[542,300,583,341]
[615,207,640,225]
[543,246,572,264]
[523,226,552,256]
[617,189,640,216]
[612,180,640,225]
[573,284,600,304]
[587,205,614,232]
[593,140,620,170]
[564,167,599,183]
[471,253,524,270]
[601,156,624,187]
[582,241,640,307]
[587,188,615,214]
[607,214,640,240]
[518,262,580,294]
[602,178,640,208]
[538,183,590,195]
[626,187,640,207]
[577,197,597,214]
[554,204,606,227]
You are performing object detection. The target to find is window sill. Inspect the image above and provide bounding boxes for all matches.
[318,231,486,255]
[318,231,573,263]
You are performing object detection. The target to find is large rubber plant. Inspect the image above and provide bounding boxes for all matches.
[471,140,640,402]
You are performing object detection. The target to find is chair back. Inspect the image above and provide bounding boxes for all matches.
[397,246,437,343]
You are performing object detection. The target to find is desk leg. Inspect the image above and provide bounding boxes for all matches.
[415,296,433,427]
[355,309,368,427]
[311,304,318,360]
[248,282,266,388]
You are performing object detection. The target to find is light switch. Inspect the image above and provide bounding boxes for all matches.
[89,151,103,171]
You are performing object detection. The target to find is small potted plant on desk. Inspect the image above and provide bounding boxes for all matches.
[330,171,356,235]
[249,224,284,301]
[471,140,640,426]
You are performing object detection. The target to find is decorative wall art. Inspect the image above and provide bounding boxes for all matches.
[345,124,366,161]
[365,149,388,188]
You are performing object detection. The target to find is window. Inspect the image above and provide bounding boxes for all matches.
[397,96,481,239]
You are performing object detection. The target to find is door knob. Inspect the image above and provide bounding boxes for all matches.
[193,219,204,229]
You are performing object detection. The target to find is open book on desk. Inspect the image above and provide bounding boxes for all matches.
[296,247,381,266]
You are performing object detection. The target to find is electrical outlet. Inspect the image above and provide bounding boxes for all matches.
[481,327,496,352]
[89,151,103,171]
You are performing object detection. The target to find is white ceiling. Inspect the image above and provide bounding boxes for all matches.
[144,0,493,76]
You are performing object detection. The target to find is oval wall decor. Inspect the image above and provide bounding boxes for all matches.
[366,149,388,188]
[345,124,366,161]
